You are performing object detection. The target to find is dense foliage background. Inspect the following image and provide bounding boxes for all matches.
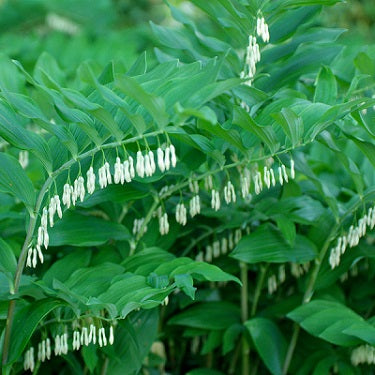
[0,0,375,374]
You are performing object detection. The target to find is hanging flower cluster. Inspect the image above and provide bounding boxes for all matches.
[24,324,115,372]
[240,14,270,111]
[290,262,310,279]
[23,347,35,372]
[26,143,177,268]
[329,205,375,269]
[267,265,286,295]
[158,208,170,236]
[195,227,247,263]
[240,35,260,87]
[351,345,375,366]
[133,218,148,236]
[256,16,270,42]
[175,203,187,225]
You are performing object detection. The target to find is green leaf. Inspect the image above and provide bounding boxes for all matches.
[7,299,64,364]
[115,75,169,128]
[106,309,159,375]
[245,318,287,375]
[0,238,17,279]
[231,223,317,264]
[276,217,296,246]
[175,274,196,299]
[314,66,337,105]
[222,323,243,355]
[48,211,130,247]
[354,52,375,76]
[350,138,375,169]
[43,249,91,287]
[168,302,240,330]
[288,300,375,346]
[233,106,279,154]
[0,153,35,211]
[0,101,52,172]
[272,108,304,147]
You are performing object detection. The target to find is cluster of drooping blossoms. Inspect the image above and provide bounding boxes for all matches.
[133,218,148,236]
[195,227,248,263]
[256,16,270,42]
[157,207,170,236]
[24,324,115,372]
[240,35,260,88]
[329,205,375,269]
[71,324,114,350]
[267,265,286,295]
[26,144,177,268]
[351,345,375,366]
[240,14,270,110]
[239,159,295,199]
[290,262,310,279]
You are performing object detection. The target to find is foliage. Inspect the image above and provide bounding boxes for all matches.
[0,0,375,374]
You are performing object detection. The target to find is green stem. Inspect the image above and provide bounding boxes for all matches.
[251,265,268,317]
[240,262,249,375]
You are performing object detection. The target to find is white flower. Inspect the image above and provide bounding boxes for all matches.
[99,165,107,188]
[48,197,57,227]
[228,232,234,250]
[278,166,283,185]
[176,203,187,226]
[71,185,77,206]
[195,251,204,262]
[54,195,62,219]
[149,151,156,173]
[101,328,107,346]
[26,247,32,267]
[36,245,44,264]
[88,324,96,344]
[104,162,112,185]
[282,164,289,183]
[264,167,271,189]
[256,17,270,43]
[270,169,276,186]
[189,195,200,217]
[213,241,220,258]
[81,327,89,346]
[62,184,71,208]
[159,213,169,235]
[29,347,35,372]
[136,151,145,177]
[129,156,135,178]
[123,160,132,182]
[157,148,165,172]
[144,154,152,177]
[170,144,177,167]
[164,147,171,171]
[268,275,277,295]
[37,226,44,247]
[32,248,37,268]
[62,333,68,354]
[109,326,114,345]
[87,166,96,194]
[290,159,295,179]
[54,335,61,356]
[41,207,48,229]
[221,238,228,254]
[114,157,123,184]
[205,245,213,262]
[205,175,213,190]
[46,338,51,360]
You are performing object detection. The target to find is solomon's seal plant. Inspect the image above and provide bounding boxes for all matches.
[1,0,375,374]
